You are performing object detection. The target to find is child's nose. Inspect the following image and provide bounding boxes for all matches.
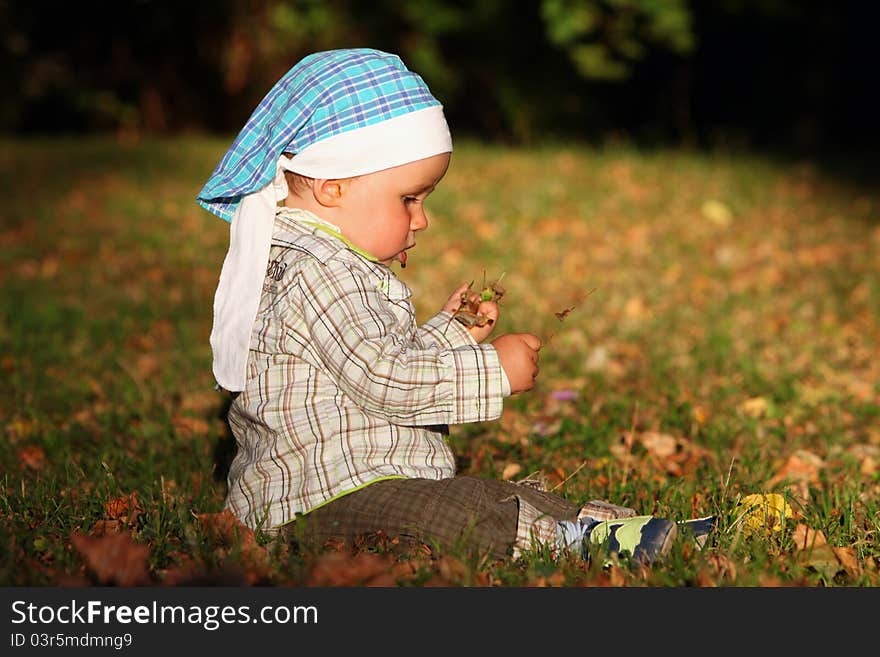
[410,206,428,231]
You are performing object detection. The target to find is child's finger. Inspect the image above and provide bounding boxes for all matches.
[476,300,499,324]
[442,282,471,313]
[520,333,542,351]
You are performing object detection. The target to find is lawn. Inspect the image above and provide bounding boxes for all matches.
[1,137,878,586]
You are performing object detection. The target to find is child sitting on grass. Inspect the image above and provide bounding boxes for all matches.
[197,48,707,565]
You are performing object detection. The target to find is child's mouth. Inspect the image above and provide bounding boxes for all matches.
[399,250,408,268]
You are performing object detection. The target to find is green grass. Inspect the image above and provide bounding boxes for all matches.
[1,136,878,586]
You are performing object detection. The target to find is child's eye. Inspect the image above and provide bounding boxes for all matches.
[403,196,420,204]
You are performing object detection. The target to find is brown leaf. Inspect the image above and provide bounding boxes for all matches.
[104,492,143,526]
[792,524,827,551]
[71,532,151,586]
[180,390,222,414]
[90,520,124,536]
[554,306,576,321]
[196,510,258,551]
[831,547,860,575]
[706,554,737,581]
[638,431,677,459]
[501,462,522,481]
[134,353,161,378]
[196,510,272,584]
[437,556,468,583]
[767,449,825,488]
[799,543,844,577]
[307,552,394,586]
[846,444,880,476]
[18,445,46,470]
[173,415,211,437]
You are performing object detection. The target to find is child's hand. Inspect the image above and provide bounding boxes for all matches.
[491,333,541,394]
[442,283,498,343]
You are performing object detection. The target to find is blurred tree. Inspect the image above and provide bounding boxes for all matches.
[540,0,693,80]
[1,0,875,157]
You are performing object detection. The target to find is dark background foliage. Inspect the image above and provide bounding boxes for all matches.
[2,1,876,157]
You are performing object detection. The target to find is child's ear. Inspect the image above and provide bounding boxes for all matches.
[312,179,346,207]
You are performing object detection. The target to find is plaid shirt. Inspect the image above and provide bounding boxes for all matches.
[225,209,507,530]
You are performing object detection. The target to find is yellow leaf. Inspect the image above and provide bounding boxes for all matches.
[740,397,769,418]
[735,493,793,536]
[701,199,733,227]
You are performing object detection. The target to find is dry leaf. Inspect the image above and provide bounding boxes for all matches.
[767,449,825,488]
[740,396,769,418]
[831,547,859,575]
[735,493,793,536]
[196,510,272,584]
[701,199,733,226]
[554,306,575,321]
[18,445,46,470]
[104,492,143,526]
[173,415,211,437]
[71,532,151,586]
[706,554,737,581]
[90,520,124,536]
[501,463,523,481]
[799,543,844,577]
[639,431,677,458]
[792,524,826,551]
[196,510,256,548]
[307,552,394,586]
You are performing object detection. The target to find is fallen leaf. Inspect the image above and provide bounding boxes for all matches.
[638,431,677,459]
[740,396,769,418]
[90,520,124,536]
[701,199,733,226]
[196,510,258,551]
[134,353,161,378]
[173,415,211,437]
[104,492,143,526]
[71,532,150,586]
[691,405,710,425]
[196,510,272,584]
[846,444,880,476]
[307,552,394,586]
[792,524,826,551]
[735,493,793,536]
[706,554,737,581]
[767,449,825,488]
[831,547,859,575]
[18,445,46,470]
[799,543,844,578]
[501,463,522,481]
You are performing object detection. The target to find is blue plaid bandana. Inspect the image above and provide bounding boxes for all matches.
[197,48,444,222]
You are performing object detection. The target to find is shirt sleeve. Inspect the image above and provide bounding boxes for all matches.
[417,311,512,396]
[294,256,505,426]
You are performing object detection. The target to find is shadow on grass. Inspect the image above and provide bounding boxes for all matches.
[212,392,236,485]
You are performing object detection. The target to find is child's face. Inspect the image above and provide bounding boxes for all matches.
[337,153,450,267]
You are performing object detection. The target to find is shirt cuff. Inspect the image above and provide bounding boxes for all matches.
[444,343,506,423]
[500,364,511,397]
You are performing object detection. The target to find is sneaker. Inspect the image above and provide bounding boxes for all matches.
[584,515,677,565]
[677,516,717,550]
